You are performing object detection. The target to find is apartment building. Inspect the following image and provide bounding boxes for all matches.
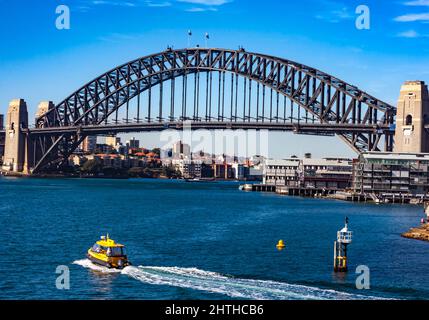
[353,152,429,196]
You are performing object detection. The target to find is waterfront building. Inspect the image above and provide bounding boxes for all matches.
[231,163,248,180]
[263,159,301,187]
[85,154,125,169]
[172,159,202,178]
[81,136,97,153]
[353,152,429,196]
[79,153,153,170]
[115,143,127,156]
[191,151,214,165]
[161,148,173,160]
[129,158,141,168]
[95,143,114,154]
[127,137,140,149]
[201,163,215,178]
[172,141,191,159]
[106,136,121,148]
[250,155,266,166]
[213,163,234,180]
[263,158,353,190]
[248,167,263,181]
[301,158,353,190]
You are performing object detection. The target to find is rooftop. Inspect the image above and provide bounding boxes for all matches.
[404,80,425,86]
[302,158,352,167]
[265,159,301,166]
[362,152,429,161]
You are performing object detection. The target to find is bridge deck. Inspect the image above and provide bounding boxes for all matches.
[28,121,392,136]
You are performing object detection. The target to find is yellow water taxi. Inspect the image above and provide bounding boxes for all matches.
[87,235,131,269]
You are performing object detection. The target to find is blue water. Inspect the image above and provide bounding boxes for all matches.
[0,177,427,300]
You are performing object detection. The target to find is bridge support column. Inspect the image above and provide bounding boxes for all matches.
[394,81,429,153]
[30,101,56,173]
[1,99,31,174]
[35,101,55,125]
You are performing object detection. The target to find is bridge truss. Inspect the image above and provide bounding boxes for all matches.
[31,48,396,173]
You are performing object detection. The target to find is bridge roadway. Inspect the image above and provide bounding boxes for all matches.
[26,121,392,137]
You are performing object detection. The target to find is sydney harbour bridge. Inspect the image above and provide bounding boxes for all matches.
[0,48,397,174]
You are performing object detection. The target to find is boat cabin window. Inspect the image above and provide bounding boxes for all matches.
[92,243,126,256]
[92,244,102,253]
[107,247,126,257]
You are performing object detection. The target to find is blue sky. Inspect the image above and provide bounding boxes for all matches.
[0,0,428,158]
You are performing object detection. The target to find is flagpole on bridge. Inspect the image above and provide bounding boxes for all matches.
[205,32,210,48]
[187,30,192,48]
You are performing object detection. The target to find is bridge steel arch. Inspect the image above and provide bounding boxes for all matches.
[32,48,396,173]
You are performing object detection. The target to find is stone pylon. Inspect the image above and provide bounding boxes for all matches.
[394,81,429,153]
[35,101,55,126]
[2,99,30,173]
[31,101,56,172]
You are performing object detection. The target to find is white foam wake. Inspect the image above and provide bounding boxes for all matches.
[73,259,122,274]
[121,265,387,300]
[73,259,389,300]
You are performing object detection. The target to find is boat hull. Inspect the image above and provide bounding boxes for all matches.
[87,253,112,268]
[86,251,131,269]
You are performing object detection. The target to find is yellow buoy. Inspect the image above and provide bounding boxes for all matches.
[276,240,286,251]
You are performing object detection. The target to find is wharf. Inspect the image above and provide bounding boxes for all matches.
[239,184,429,204]
[241,184,336,197]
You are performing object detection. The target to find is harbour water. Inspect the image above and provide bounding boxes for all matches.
[0,177,427,300]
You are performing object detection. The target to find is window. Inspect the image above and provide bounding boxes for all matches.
[406,115,413,126]
[92,244,101,253]
[107,247,125,257]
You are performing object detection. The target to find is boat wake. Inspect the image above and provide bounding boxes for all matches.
[73,259,388,300]
[73,259,122,274]
[121,265,386,300]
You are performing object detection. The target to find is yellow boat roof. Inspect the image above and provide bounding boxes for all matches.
[96,237,124,248]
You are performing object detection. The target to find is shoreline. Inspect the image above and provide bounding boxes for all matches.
[402,224,429,242]
[239,183,428,206]
[0,172,251,183]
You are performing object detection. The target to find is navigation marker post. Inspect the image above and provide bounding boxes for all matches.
[334,217,353,272]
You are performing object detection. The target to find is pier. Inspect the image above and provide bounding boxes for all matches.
[240,183,429,204]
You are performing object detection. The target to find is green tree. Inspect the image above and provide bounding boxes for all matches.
[128,167,145,178]
[151,148,161,157]
[102,166,118,176]
[81,160,102,174]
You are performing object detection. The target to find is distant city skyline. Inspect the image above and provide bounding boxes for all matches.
[1,0,428,158]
